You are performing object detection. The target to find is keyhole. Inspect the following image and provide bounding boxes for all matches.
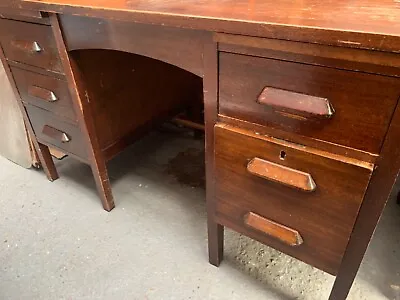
[280,150,286,160]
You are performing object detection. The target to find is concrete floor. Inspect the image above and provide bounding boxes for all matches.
[1,126,400,300]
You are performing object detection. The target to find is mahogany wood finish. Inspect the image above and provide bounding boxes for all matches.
[0,23,59,182]
[214,124,373,275]
[28,86,58,102]
[0,0,49,24]
[244,212,304,247]
[23,0,400,52]
[26,104,87,159]
[0,7,49,24]
[257,87,335,120]
[2,1,400,299]
[50,13,116,211]
[329,96,400,299]
[42,125,70,143]
[0,18,63,73]
[219,52,400,154]
[215,33,400,78]
[59,14,207,78]
[246,157,317,192]
[51,14,204,210]
[203,36,223,268]
[71,49,202,157]
[11,66,76,121]
[218,115,378,165]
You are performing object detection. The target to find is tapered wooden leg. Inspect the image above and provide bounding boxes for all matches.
[49,15,116,211]
[208,219,224,266]
[203,38,221,266]
[90,159,115,212]
[37,142,59,182]
[329,99,400,300]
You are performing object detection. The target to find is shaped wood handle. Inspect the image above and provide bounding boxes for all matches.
[257,87,334,119]
[244,212,303,246]
[42,125,70,143]
[28,86,58,102]
[247,157,316,192]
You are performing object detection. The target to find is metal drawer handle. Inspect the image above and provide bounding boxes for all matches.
[244,212,303,246]
[32,41,42,52]
[247,157,316,192]
[42,125,70,143]
[257,87,335,119]
[28,86,58,102]
[11,40,43,53]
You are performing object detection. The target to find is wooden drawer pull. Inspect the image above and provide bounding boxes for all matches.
[11,40,43,53]
[257,87,334,119]
[247,157,316,192]
[28,86,58,102]
[42,125,70,143]
[244,212,303,246]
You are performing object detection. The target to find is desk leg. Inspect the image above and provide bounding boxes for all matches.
[208,220,224,266]
[203,36,223,266]
[90,159,114,212]
[329,102,400,299]
[50,14,115,211]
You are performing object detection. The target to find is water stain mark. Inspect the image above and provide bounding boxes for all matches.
[165,147,205,188]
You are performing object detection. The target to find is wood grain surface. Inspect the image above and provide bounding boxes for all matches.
[22,0,400,52]
[214,124,373,275]
[11,66,76,121]
[0,18,63,73]
[219,52,400,154]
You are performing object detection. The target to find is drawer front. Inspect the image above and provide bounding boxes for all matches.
[26,105,87,159]
[0,7,50,25]
[12,67,76,121]
[219,52,400,154]
[214,124,373,275]
[0,19,62,73]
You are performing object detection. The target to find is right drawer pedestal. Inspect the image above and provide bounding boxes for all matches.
[214,124,373,275]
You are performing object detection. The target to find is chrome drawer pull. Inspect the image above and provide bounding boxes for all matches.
[244,212,303,246]
[28,86,58,102]
[32,41,42,52]
[42,125,70,143]
[257,87,335,119]
[247,157,316,192]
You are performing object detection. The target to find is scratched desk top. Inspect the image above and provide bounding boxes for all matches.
[14,0,400,51]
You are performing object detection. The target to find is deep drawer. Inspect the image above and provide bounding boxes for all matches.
[218,52,400,154]
[26,105,87,159]
[214,124,373,275]
[0,19,62,73]
[12,66,76,121]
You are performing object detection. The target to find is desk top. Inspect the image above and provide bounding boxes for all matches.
[16,0,400,52]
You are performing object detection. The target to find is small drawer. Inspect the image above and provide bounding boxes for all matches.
[0,19,62,73]
[214,124,373,275]
[11,67,76,121]
[0,7,50,24]
[26,105,87,159]
[218,52,400,154]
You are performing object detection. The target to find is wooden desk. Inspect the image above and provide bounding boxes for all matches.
[1,1,399,299]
